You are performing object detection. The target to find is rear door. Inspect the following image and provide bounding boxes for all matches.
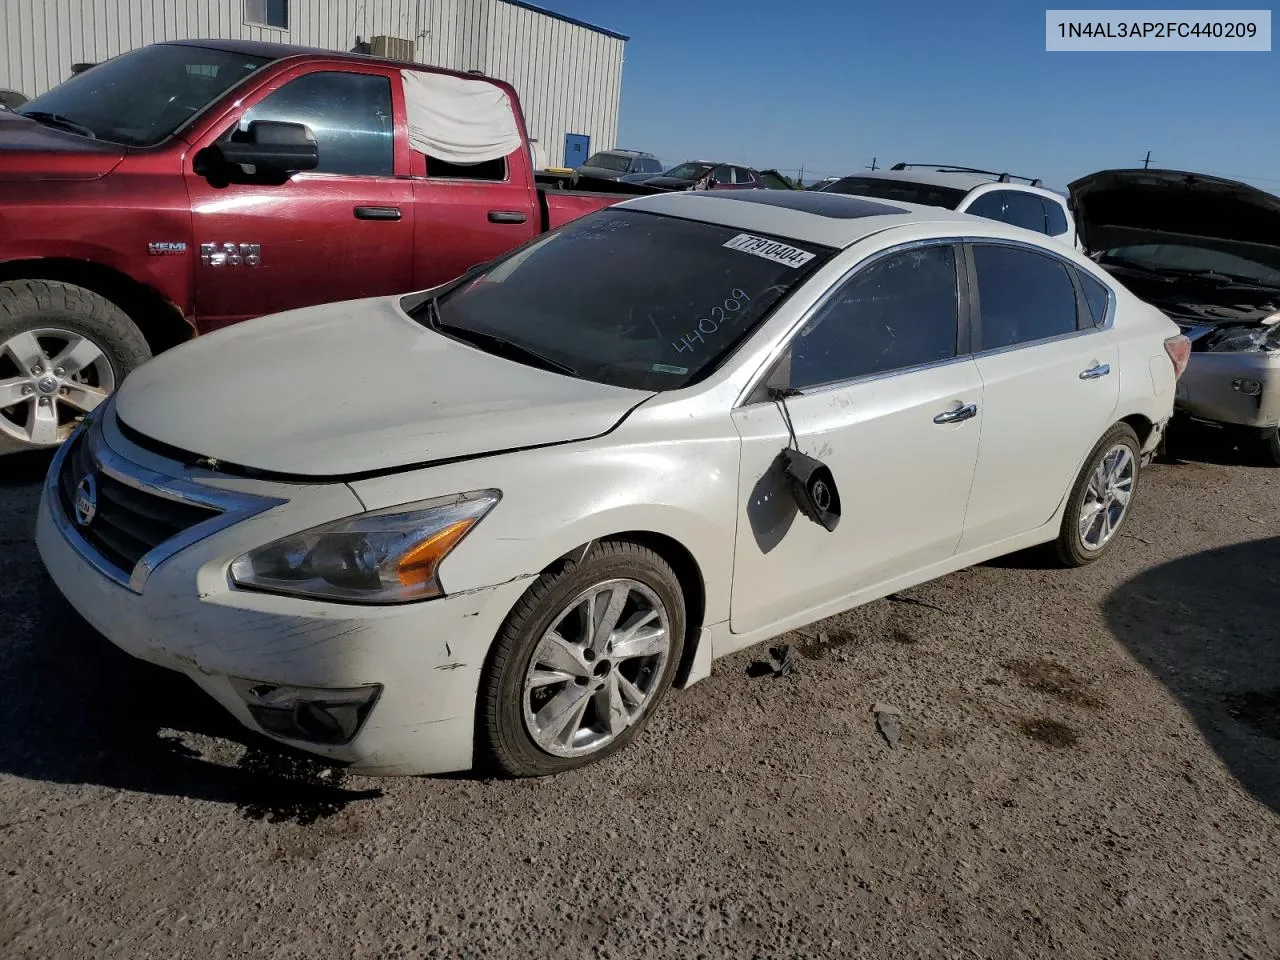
[730,241,983,636]
[957,242,1120,551]
[185,64,415,329]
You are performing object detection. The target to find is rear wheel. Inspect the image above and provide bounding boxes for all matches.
[478,540,686,777]
[1054,423,1141,567]
[0,280,150,454]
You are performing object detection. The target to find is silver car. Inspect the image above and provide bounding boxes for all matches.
[1071,169,1280,464]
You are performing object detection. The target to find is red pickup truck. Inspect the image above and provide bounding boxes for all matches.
[0,39,632,456]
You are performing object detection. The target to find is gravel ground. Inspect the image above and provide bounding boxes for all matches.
[1,445,1277,959]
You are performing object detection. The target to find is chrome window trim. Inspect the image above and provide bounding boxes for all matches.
[966,237,1116,360]
[46,410,286,594]
[735,235,967,407]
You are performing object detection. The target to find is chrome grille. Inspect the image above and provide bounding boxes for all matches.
[57,430,221,577]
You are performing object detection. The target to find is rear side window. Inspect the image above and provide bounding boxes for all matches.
[1003,192,1048,234]
[973,244,1079,350]
[710,166,734,185]
[585,152,632,173]
[733,167,756,185]
[234,71,394,177]
[787,245,960,389]
[1044,199,1070,237]
[635,157,663,173]
[827,177,967,209]
[1075,269,1111,327]
[964,191,1007,221]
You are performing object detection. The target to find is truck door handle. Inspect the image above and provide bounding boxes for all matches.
[1079,363,1111,380]
[354,206,402,221]
[933,402,978,425]
[488,210,528,224]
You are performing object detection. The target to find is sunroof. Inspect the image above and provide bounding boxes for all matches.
[694,190,907,219]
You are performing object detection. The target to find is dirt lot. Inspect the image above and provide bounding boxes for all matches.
[1,446,1277,960]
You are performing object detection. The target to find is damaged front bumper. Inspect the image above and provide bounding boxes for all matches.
[1176,349,1280,432]
[35,421,531,777]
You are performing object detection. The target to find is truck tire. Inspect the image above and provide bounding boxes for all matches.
[0,280,151,455]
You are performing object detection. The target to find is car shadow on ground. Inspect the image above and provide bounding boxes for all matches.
[1103,535,1280,814]
[0,572,384,825]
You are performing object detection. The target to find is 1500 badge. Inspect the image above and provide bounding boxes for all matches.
[200,242,262,267]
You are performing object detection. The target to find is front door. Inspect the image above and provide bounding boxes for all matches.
[957,242,1121,551]
[563,133,590,169]
[185,66,415,330]
[730,242,983,637]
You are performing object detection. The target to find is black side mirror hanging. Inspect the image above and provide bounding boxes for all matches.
[770,387,842,532]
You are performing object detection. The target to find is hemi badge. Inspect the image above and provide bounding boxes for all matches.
[148,242,187,256]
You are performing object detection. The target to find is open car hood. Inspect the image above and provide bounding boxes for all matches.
[1067,168,1280,262]
[113,296,654,478]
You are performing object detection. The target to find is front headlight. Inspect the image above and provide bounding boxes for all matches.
[1206,324,1280,353]
[229,489,500,603]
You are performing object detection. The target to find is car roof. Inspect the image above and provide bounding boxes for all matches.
[615,190,1015,250]
[594,149,654,158]
[831,169,1070,205]
[164,38,511,88]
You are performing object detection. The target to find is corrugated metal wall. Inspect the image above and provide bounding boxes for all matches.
[0,0,624,167]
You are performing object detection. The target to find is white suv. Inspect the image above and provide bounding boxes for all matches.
[817,163,1078,248]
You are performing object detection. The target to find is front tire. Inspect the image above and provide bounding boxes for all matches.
[0,280,151,455]
[1054,423,1141,568]
[478,540,686,778]
[1247,427,1280,467]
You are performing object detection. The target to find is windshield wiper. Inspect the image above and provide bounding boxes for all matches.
[1100,255,1279,292]
[21,111,97,139]
[422,299,579,377]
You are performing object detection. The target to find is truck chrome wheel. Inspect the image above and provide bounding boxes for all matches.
[522,578,672,758]
[1077,442,1134,551]
[0,327,115,448]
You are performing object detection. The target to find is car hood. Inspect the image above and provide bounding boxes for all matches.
[641,176,696,190]
[1067,168,1280,259]
[113,296,655,478]
[0,110,126,180]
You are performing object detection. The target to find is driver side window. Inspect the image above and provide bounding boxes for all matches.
[780,244,962,391]
[228,71,394,177]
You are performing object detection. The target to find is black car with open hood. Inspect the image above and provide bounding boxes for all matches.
[1068,169,1280,463]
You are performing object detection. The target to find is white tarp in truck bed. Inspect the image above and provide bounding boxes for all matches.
[400,69,523,165]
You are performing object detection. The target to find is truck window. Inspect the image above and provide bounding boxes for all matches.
[426,156,508,181]
[230,71,394,177]
[16,44,270,146]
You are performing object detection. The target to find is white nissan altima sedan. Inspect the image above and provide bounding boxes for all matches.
[37,190,1189,777]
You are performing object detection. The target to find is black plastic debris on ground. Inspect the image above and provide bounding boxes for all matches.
[747,644,798,678]
[873,702,902,749]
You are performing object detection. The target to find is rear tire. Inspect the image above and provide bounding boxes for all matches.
[0,280,150,454]
[1054,423,1142,568]
[478,540,686,778]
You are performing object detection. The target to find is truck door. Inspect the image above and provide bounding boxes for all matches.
[184,63,415,330]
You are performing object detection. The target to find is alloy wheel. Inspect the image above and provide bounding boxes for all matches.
[1077,442,1135,551]
[522,578,672,758]
[0,328,115,447]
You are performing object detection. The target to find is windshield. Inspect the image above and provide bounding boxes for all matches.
[824,176,968,210]
[584,152,633,172]
[1100,244,1280,289]
[664,163,714,181]
[18,44,271,146]
[407,209,834,391]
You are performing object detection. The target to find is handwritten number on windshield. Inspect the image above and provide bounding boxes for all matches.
[672,289,751,354]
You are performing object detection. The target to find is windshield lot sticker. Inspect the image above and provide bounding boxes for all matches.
[723,234,815,268]
[672,288,752,354]
[650,362,689,375]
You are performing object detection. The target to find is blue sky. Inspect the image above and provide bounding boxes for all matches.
[550,0,1278,192]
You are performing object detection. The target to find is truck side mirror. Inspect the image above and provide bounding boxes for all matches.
[215,120,319,175]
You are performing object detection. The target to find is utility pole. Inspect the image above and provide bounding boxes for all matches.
[867,157,878,171]
[798,164,804,187]
[1142,150,1152,169]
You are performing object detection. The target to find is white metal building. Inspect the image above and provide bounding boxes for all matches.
[0,0,627,168]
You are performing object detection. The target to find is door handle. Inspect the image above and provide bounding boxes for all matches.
[354,205,402,221]
[1079,363,1111,380]
[488,210,528,224]
[933,402,978,425]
